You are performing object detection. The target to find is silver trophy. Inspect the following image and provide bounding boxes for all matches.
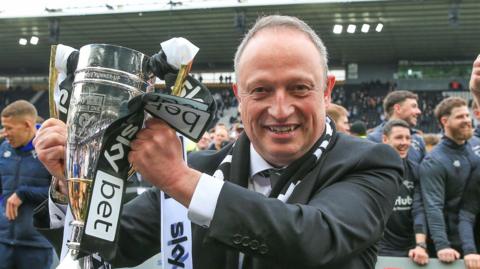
[58,44,151,269]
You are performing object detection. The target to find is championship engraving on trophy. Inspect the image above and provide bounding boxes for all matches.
[75,93,105,129]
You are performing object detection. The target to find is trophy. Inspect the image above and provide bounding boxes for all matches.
[58,44,151,268]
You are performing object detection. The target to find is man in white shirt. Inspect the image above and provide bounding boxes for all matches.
[33,15,402,269]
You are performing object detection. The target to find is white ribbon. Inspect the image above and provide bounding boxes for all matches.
[160,134,193,269]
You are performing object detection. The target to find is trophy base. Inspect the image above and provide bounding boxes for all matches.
[56,249,93,269]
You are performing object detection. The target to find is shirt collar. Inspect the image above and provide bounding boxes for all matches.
[249,144,274,177]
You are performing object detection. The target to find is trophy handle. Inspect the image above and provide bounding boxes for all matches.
[48,45,59,119]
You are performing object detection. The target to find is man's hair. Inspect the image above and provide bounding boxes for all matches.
[434,96,467,126]
[423,133,440,147]
[383,90,418,118]
[234,15,328,83]
[326,103,348,123]
[1,100,38,119]
[383,119,410,137]
[350,121,367,136]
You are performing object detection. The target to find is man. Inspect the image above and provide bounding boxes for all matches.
[33,15,402,268]
[367,90,426,164]
[208,123,230,151]
[378,119,429,265]
[326,103,350,134]
[0,100,53,269]
[420,96,479,264]
[457,55,480,269]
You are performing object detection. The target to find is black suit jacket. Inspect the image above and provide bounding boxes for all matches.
[35,133,402,269]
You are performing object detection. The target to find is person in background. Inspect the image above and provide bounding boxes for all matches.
[350,120,367,138]
[378,119,429,266]
[423,133,441,153]
[420,96,478,264]
[0,100,53,269]
[208,123,230,151]
[457,55,480,269]
[368,90,425,164]
[326,103,350,134]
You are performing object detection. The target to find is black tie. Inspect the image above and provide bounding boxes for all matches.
[258,169,283,189]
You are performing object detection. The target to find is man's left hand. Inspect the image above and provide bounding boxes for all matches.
[5,193,23,221]
[129,118,201,207]
[408,246,429,265]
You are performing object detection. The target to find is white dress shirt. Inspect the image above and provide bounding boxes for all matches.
[188,144,274,227]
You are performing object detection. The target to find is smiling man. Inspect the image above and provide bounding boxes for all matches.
[379,119,429,266]
[368,90,426,164]
[420,96,479,265]
[33,15,402,269]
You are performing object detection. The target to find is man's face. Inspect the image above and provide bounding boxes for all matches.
[214,128,229,147]
[382,126,411,159]
[443,106,473,142]
[197,132,211,150]
[234,28,334,167]
[336,115,350,134]
[1,116,31,148]
[395,98,421,127]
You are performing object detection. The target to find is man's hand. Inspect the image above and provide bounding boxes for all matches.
[465,254,480,269]
[5,193,23,221]
[437,248,460,263]
[408,246,429,265]
[470,54,480,105]
[129,118,201,207]
[33,118,67,184]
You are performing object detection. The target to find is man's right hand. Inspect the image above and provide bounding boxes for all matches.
[465,254,480,269]
[33,118,67,185]
[437,248,460,263]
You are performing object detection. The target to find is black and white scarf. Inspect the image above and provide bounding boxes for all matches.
[212,117,336,201]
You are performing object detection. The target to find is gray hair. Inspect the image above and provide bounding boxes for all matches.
[233,15,329,82]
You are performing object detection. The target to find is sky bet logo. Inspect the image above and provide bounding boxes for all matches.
[168,221,190,268]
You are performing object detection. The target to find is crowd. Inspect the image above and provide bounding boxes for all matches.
[0,14,479,269]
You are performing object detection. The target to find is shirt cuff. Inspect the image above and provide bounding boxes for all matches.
[187,173,224,228]
[48,192,68,229]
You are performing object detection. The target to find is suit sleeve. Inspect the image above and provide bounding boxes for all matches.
[204,144,401,267]
[420,157,450,251]
[102,187,162,268]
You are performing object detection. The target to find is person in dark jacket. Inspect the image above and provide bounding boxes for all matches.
[378,119,429,265]
[367,90,426,164]
[33,15,402,269]
[0,100,53,269]
[457,56,480,269]
[420,96,479,265]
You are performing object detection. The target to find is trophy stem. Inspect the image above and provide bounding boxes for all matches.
[56,221,91,269]
[67,220,84,255]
